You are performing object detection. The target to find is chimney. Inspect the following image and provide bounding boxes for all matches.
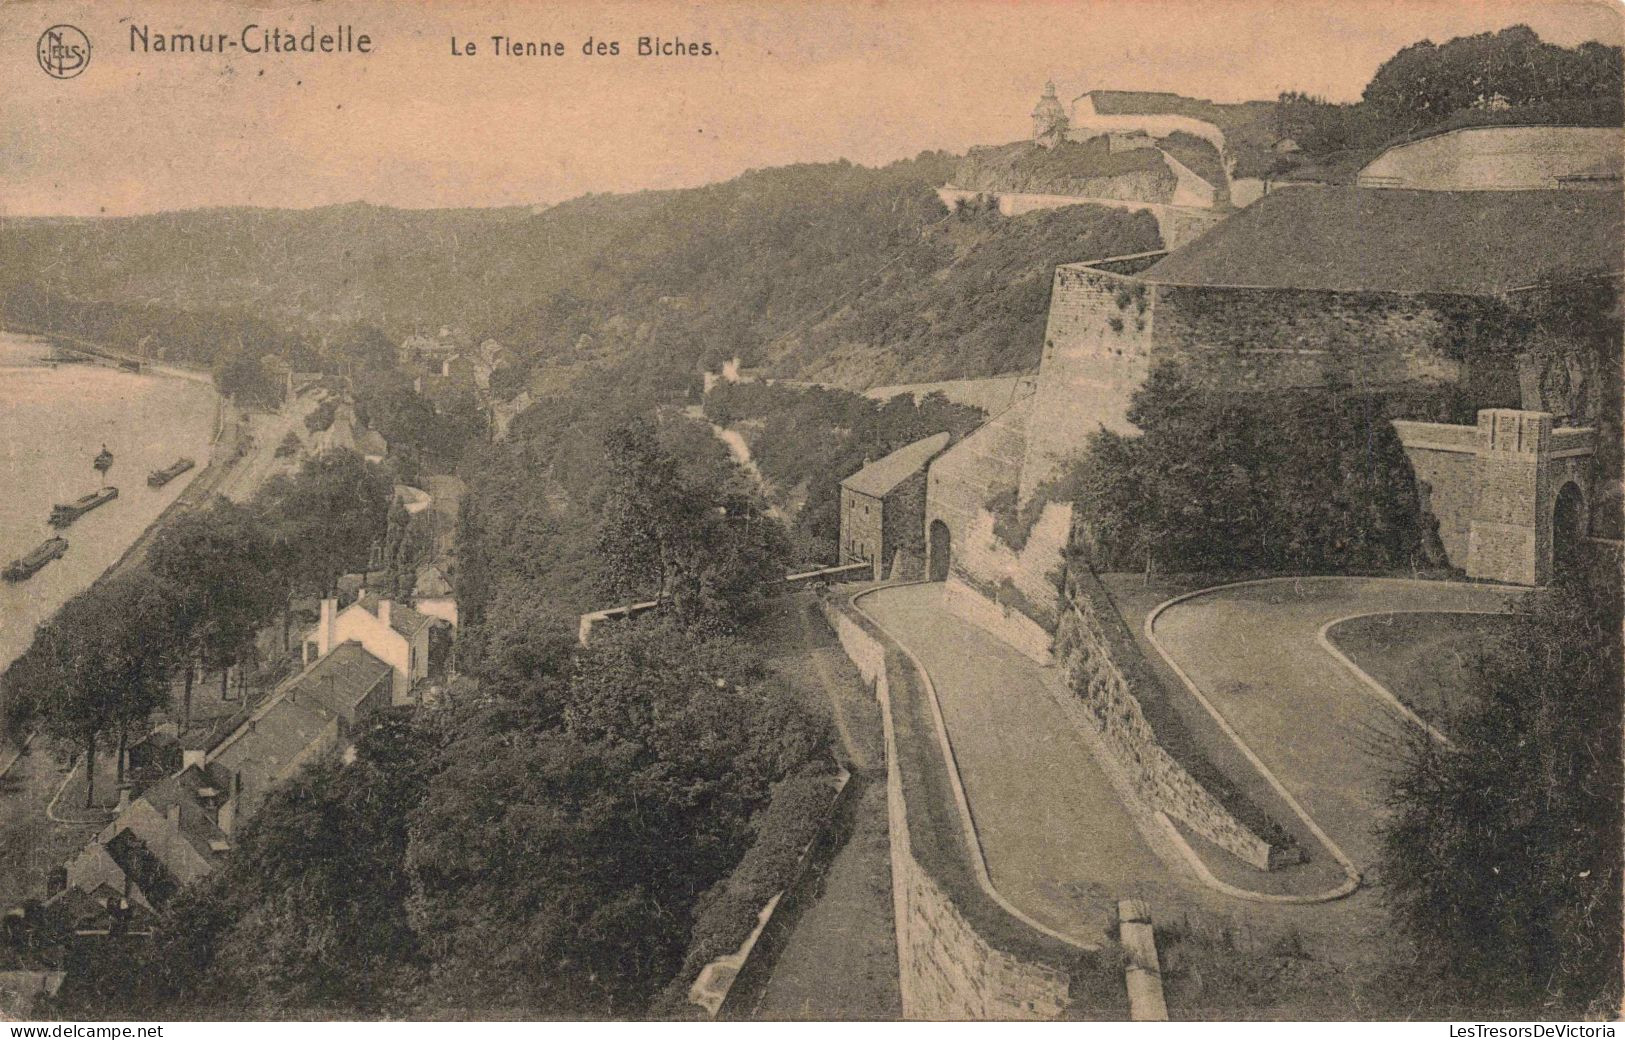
[318,598,337,657]
[218,797,236,838]
[115,785,132,814]
[167,803,181,834]
[378,599,392,629]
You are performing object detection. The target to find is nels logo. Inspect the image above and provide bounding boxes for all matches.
[37,24,90,79]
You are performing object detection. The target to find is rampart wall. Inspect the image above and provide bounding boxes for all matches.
[1052,569,1299,871]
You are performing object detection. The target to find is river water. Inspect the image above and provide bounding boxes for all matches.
[0,333,218,672]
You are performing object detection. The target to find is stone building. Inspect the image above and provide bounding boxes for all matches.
[924,176,1620,634]
[839,432,951,581]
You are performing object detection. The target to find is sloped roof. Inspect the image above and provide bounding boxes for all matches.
[414,562,453,599]
[1140,187,1623,294]
[103,831,179,910]
[840,432,952,499]
[357,595,433,638]
[211,697,335,804]
[289,640,394,717]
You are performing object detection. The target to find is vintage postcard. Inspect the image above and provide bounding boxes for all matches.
[0,0,1620,1028]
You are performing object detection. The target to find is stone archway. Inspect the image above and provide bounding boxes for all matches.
[1552,481,1587,574]
[928,520,951,582]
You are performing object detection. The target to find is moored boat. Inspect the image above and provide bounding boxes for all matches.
[147,457,197,487]
[3,537,68,582]
[50,486,119,527]
[93,445,114,473]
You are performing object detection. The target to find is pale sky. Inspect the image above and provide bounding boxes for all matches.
[2,0,1620,216]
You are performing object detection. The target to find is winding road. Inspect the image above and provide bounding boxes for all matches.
[856,577,1521,938]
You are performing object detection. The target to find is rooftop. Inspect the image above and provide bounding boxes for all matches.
[1139,187,1623,294]
[288,640,395,716]
[841,432,952,499]
[357,594,434,638]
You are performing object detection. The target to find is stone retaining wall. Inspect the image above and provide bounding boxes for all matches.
[1052,571,1297,871]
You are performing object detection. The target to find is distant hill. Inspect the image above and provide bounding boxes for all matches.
[1,153,1161,392]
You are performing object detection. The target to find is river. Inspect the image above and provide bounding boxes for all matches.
[0,332,219,672]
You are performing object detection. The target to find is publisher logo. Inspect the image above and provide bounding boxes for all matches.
[37,24,90,79]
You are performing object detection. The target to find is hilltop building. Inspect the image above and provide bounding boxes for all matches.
[939,82,1288,248]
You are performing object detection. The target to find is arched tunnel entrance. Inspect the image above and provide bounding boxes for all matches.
[1552,481,1587,575]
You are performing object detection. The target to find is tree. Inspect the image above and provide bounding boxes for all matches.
[1070,364,1428,574]
[212,342,283,410]
[1379,572,1623,1015]
[404,619,827,1016]
[147,501,280,717]
[20,572,175,806]
[254,449,393,600]
[1363,26,1623,131]
[593,419,789,632]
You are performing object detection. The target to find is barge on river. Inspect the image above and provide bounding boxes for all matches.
[49,486,119,527]
[3,537,68,582]
[147,457,196,487]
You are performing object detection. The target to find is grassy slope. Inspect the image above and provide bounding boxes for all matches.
[1324,611,1529,730]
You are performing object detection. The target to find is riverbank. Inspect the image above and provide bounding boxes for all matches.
[0,321,213,386]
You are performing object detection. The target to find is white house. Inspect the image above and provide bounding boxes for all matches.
[303,595,432,705]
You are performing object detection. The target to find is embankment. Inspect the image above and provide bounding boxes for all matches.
[1053,568,1299,872]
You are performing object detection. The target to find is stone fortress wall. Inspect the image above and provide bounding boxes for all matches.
[1053,569,1299,870]
[1357,125,1623,191]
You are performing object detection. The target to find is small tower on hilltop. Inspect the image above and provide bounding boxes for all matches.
[1032,80,1069,146]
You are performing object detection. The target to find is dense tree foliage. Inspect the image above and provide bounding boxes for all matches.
[593,419,789,632]
[1273,27,1622,178]
[54,614,830,1019]
[1364,26,1622,130]
[6,572,177,805]
[146,501,282,709]
[1070,365,1433,574]
[1380,571,1623,1015]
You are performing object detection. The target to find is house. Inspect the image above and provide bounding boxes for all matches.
[303,596,432,703]
[211,640,394,815]
[838,432,952,581]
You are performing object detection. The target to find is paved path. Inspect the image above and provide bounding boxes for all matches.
[1147,577,1518,872]
[861,583,1182,939]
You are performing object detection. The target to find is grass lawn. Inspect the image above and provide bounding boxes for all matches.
[1325,611,1528,732]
